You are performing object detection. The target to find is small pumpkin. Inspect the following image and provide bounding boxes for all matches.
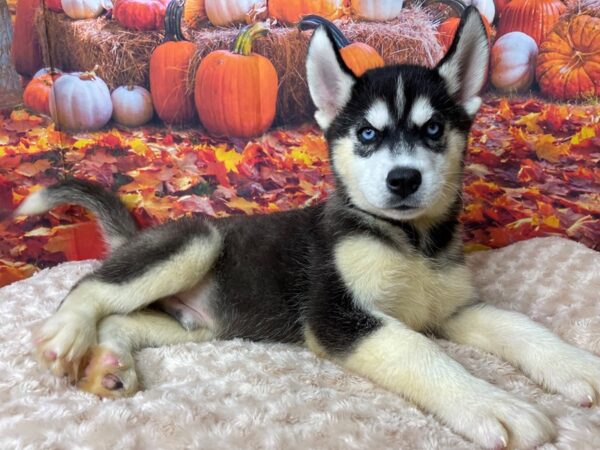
[205,0,259,26]
[491,32,538,92]
[536,14,600,100]
[11,0,43,76]
[299,15,384,76]
[269,0,342,24]
[150,0,197,125]
[437,14,493,52]
[113,0,168,31]
[497,0,566,46]
[24,73,62,115]
[350,0,404,21]
[195,22,278,138]
[49,69,113,131]
[183,0,206,28]
[62,0,112,19]
[45,0,64,12]
[111,85,154,127]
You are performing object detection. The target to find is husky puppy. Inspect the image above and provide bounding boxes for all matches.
[16,7,600,449]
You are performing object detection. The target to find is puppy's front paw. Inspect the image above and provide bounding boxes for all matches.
[34,309,96,378]
[78,346,139,398]
[446,386,555,449]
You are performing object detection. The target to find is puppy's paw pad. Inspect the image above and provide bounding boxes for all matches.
[78,346,138,399]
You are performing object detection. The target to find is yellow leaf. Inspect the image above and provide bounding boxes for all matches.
[571,126,596,145]
[534,134,569,163]
[73,138,95,149]
[120,193,143,209]
[227,197,260,214]
[214,146,243,173]
[543,215,560,229]
[464,243,490,253]
[290,147,313,165]
[515,112,541,132]
[129,138,150,156]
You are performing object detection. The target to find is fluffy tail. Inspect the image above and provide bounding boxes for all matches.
[15,179,138,252]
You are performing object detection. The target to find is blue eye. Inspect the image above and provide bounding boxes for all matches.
[359,127,378,143]
[424,121,443,140]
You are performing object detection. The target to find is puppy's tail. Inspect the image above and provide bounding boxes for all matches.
[15,179,138,252]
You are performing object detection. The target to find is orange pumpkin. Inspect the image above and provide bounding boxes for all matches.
[23,72,62,115]
[113,0,169,31]
[269,0,342,24]
[194,22,278,138]
[536,14,600,100]
[150,0,197,125]
[299,15,384,76]
[497,0,566,46]
[437,15,493,52]
[183,0,206,28]
[11,0,43,76]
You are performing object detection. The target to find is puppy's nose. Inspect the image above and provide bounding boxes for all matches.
[386,168,421,198]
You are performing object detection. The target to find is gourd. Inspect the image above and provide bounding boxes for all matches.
[299,15,384,76]
[491,32,538,92]
[497,0,566,46]
[111,85,154,127]
[268,0,343,24]
[350,0,403,21]
[49,69,113,131]
[113,0,168,31]
[194,22,278,138]
[150,0,197,125]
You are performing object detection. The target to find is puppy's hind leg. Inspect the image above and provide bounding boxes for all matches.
[78,310,214,398]
[35,218,222,378]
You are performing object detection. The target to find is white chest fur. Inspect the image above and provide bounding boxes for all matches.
[334,236,475,331]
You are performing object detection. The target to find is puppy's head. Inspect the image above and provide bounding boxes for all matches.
[306,7,489,222]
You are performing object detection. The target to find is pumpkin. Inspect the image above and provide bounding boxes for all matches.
[113,0,168,31]
[24,73,61,115]
[49,69,113,131]
[34,67,63,78]
[299,15,384,76]
[194,22,278,138]
[150,0,197,125]
[205,0,259,26]
[536,14,600,100]
[350,0,404,21]
[11,0,43,76]
[437,15,493,52]
[111,85,154,127]
[62,0,111,19]
[491,31,538,92]
[45,0,64,12]
[494,0,510,15]
[183,0,206,28]
[268,0,342,24]
[497,0,566,46]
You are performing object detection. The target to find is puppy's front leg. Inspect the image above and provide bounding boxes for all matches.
[311,319,555,449]
[441,304,600,407]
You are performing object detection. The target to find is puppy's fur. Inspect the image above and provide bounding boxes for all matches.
[16,8,600,449]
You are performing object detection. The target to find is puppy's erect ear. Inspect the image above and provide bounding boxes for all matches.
[436,6,490,118]
[306,26,356,130]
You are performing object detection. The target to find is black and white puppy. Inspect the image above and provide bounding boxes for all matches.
[17,7,600,449]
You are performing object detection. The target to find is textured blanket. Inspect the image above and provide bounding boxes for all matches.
[1,237,599,449]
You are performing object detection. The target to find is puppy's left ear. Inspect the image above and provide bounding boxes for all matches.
[306,26,357,130]
[436,6,490,118]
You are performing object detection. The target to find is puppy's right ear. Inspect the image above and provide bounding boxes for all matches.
[306,26,356,130]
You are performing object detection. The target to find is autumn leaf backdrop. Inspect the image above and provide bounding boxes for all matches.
[0,0,599,286]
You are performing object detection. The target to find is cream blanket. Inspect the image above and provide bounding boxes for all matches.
[1,237,599,449]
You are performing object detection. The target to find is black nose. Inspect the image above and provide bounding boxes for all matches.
[386,168,422,198]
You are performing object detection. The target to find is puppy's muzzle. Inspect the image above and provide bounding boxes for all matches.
[386,167,422,199]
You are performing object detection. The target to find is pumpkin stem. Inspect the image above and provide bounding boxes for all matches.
[80,65,99,80]
[164,0,188,43]
[298,15,350,49]
[232,22,270,56]
[423,0,467,16]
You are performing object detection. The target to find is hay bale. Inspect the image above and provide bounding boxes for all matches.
[36,9,443,126]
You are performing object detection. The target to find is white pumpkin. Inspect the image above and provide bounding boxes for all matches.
[33,67,63,78]
[49,70,113,131]
[491,32,538,93]
[62,0,112,19]
[462,0,495,23]
[111,85,154,127]
[351,0,403,21]
[205,0,259,26]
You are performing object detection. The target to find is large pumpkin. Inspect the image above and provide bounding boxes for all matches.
[205,0,258,26]
[150,0,197,125]
[269,0,342,24]
[23,72,62,115]
[536,14,600,100]
[437,15,493,52]
[49,70,113,131]
[497,0,566,47]
[113,0,168,31]
[11,0,43,76]
[491,31,538,92]
[299,15,384,76]
[194,22,278,138]
[350,0,404,21]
